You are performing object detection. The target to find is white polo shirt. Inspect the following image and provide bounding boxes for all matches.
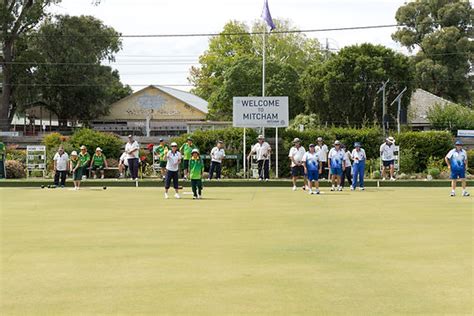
[351,148,366,164]
[315,144,329,162]
[210,147,225,163]
[344,151,352,167]
[289,146,306,167]
[380,143,395,161]
[166,151,182,172]
[125,140,140,159]
[251,142,271,161]
[53,152,69,171]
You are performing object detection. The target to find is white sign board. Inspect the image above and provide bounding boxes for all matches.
[457,130,474,137]
[233,97,289,128]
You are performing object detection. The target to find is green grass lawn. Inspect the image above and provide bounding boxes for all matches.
[1,187,472,315]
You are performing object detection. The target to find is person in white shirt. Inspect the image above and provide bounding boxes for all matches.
[351,142,367,191]
[289,138,306,191]
[340,144,352,189]
[164,142,182,199]
[209,140,225,180]
[445,140,469,197]
[328,140,346,191]
[302,144,322,195]
[315,137,329,179]
[248,135,272,181]
[125,134,140,181]
[118,152,129,178]
[53,146,69,188]
[380,136,396,181]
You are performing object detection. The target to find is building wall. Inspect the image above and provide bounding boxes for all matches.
[101,86,206,121]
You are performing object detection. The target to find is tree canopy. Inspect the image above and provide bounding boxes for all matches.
[28,15,131,126]
[392,0,473,105]
[300,44,414,126]
[189,19,322,120]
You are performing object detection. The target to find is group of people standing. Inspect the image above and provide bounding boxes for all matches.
[288,137,367,194]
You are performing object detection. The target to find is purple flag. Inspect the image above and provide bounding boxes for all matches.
[261,0,276,31]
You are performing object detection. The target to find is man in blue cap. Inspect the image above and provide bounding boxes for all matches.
[445,140,469,197]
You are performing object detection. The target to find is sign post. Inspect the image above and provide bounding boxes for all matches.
[26,145,47,178]
[233,96,289,179]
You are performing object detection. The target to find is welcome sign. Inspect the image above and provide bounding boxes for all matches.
[233,97,289,128]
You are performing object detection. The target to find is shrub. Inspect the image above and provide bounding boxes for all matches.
[42,132,69,151]
[69,129,123,159]
[5,160,26,179]
[427,103,474,133]
[467,150,474,174]
[396,131,453,172]
[172,128,258,155]
[372,170,381,179]
[6,145,26,164]
[427,168,441,179]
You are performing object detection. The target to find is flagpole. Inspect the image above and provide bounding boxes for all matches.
[262,28,266,138]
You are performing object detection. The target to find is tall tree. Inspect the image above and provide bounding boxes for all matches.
[392,0,473,105]
[30,15,131,127]
[1,0,62,130]
[300,44,414,126]
[189,19,322,120]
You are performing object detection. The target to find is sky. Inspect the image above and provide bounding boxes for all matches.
[51,0,410,92]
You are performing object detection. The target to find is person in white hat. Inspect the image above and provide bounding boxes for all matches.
[315,137,329,179]
[69,151,82,190]
[380,136,396,181]
[289,138,306,191]
[90,147,108,179]
[351,142,367,191]
[445,140,469,197]
[248,135,272,181]
[125,135,140,181]
[164,142,182,199]
[328,140,346,191]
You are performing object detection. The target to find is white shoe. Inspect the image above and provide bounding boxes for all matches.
[337,186,342,191]
[259,178,263,181]
[308,189,313,195]
[265,179,269,182]
[101,175,104,179]
[164,193,169,199]
[292,186,297,191]
[350,187,354,191]
[390,177,396,181]
[193,196,197,200]
[197,195,202,199]
[462,191,470,197]
[450,191,455,197]
[360,187,365,191]
[174,193,180,199]
[330,186,335,191]
[382,177,386,181]
[315,190,320,195]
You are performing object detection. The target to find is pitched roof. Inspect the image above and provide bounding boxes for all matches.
[408,89,453,125]
[153,85,208,114]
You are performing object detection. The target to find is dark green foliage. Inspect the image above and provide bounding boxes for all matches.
[69,129,123,159]
[427,103,474,133]
[172,128,258,155]
[300,44,414,126]
[396,131,453,172]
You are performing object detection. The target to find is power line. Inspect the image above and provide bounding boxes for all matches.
[3,51,470,66]
[28,23,402,38]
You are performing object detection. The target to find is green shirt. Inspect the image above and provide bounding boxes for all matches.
[92,153,106,167]
[189,157,204,180]
[180,143,197,161]
[0,142,5,160]
[155,144,169,161]
[71,158,81,169]
[79,152,90,167]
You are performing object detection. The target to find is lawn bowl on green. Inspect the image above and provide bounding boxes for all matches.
[0,187,471,315]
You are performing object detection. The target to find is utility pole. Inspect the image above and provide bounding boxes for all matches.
[390,87,407,134]
[377,79,390,136]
